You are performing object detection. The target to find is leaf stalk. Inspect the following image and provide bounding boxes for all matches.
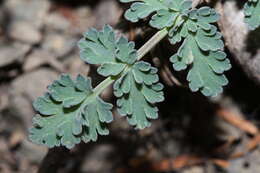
[93,28,168,95]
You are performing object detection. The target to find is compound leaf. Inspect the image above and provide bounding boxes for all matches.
[78,25,137,77]
[168,6,220,46]
[149,0,192,29]
[29,75,113,149]
[121,0,192,29]
[114,61,164,129]
[195,26,223,51]
[170,36,231,97]
[120,0,168,22]
[244,0,260,30]
[167,6,231,96]
[150,9,180,29]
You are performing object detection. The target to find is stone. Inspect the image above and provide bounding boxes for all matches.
[24,49,66,72]
[0,7,4,33]
[182,166,204,173]
[94,0,122,29]
[4,0,50,28]
[4,0,50,44]
[0,85,9,111]
[80,144,115,173]
[16,139,47,164]
[41,33,77,58]
[9,68,59,128]
[0,42,30,67]
[8,21,42,44]
[44,12,71,32]
[65,54,90,77]
[73,7,96,34]
[227,149,260,173]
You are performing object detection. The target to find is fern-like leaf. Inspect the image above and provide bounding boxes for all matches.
[170,36,231,96]
[78,25,137,77]
[244,0,260,30]
[170,7,231,96]
[149,0,192,29]
[114,61,164,129]
[79,25,164,129]
[121,0,231,97]
[120,0,168,22]
[120,0,191,28]
[29,75,113,149]
[168,7,220,45]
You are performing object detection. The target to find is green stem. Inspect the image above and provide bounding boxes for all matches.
[93,76,114,95]
[137,28,168,60]
[93,28,168,95]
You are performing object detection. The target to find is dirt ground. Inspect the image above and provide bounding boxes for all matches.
[0,0,260,173]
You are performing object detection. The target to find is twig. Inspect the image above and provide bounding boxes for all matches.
[217,109,258,135]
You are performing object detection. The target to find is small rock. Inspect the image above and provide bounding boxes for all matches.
[23,49,65,72]
[4,0,50,28]
[0,85,9,111]
[44,12,71,32]
[65,54,90,77]
[73,7,96,34]
[9,68,59,128]
[80,144,115,173]
[94,0,122,29]
[23,50,52,72]
[0,7,4,33]
[11,68,58,100]
[16,139,47,164]
[8,130,25,148]
[0,163,12,173]
[227,149,260,173]
[182,166,204,173]
[9,96,34,130]
[8,21,42,44]
[0,42,30,67]
[42,33,77,58]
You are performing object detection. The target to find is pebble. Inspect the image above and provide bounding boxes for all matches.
[182,166,204,173]
[4,0,50,28]
[41,33,77,58]
[4,0,50,44]
[227,149,260,173]
[44,12,71,32]
[17,139,48,164]
[80,144,115,172]
[23,49,56,72]
[9,68,59,128]
[94,0,122,29]
[8,21,42,44]
[0,42,30,67]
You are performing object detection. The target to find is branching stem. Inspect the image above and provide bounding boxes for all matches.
[137,28,168,60]
[93,28,168,95]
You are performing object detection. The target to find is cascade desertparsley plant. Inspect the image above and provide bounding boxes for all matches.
[29,0,260,149]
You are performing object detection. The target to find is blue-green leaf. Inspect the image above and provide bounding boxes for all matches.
[114,61,164,129]
[78,25,138,77]
[121,0,192,29]
[168,7,220,46]
[149,0,191,29]
[167,6,231,96]
[29,75,113,149]
[170,36,231,97]
[120,0,168,22]
[244,0,260,30]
